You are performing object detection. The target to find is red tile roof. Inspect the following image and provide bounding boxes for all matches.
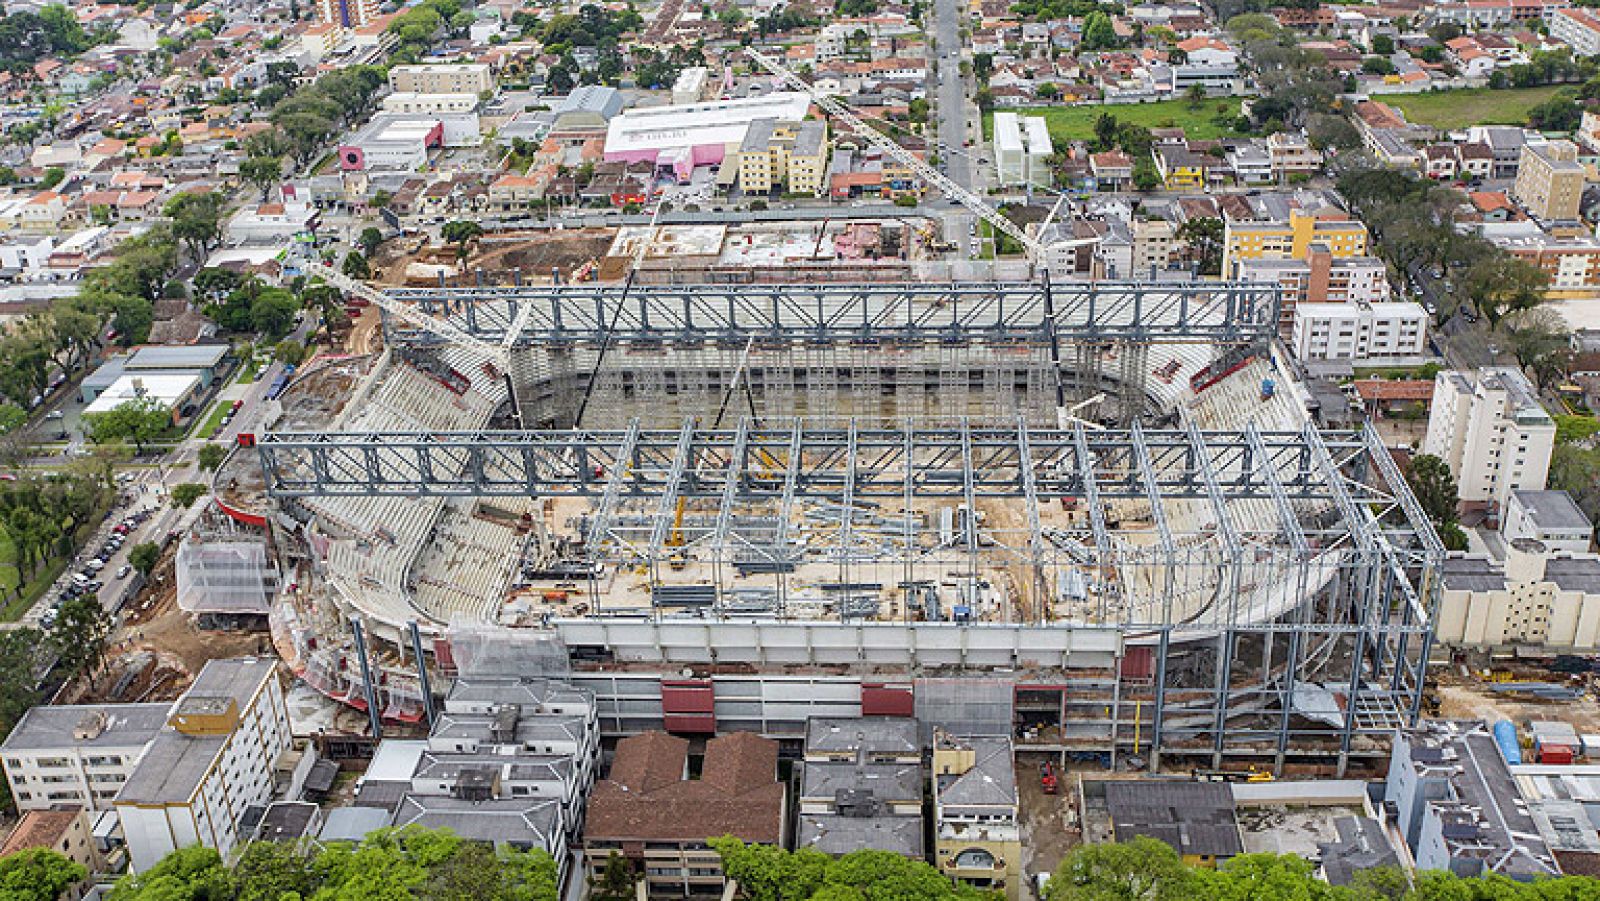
[586,731,783,845]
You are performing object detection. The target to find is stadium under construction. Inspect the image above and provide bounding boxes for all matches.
[217,278,1444,775]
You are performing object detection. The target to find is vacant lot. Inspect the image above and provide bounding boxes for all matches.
[1378,86,1562,130]
[984,98,1249,144]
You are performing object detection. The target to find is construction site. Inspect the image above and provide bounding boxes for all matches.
[207,265,1445,777]
[205,46,1442,776]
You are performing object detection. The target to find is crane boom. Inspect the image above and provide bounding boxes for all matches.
[745,47,1045,260]
[317,268,503,360]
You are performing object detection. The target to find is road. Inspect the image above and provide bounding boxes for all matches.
[930,0,977,255]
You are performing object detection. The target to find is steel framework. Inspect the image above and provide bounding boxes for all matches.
[258,419,1440,772]
[385,280,1278,346]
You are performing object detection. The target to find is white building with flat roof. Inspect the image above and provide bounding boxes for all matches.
[388,63,493,95]
[1,704,170,812]
[1290,300,1428,362]
[116,659,290,873]
[82,373,202,424]
[1424,367,1556,510]
[603,92,813,171]
[992,112,1052,188]
[1504,489,1592,556]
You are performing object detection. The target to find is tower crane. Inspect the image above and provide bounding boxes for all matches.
[743,47,1097,264]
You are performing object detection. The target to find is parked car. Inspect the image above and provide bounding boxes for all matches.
[116,564,130,579]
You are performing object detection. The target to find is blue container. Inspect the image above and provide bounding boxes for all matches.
[1494,720,1522,766]
[1261,378,1276,400]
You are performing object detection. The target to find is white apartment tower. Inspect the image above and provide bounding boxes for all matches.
[1423,367,1556,510]
[115,659,290,873]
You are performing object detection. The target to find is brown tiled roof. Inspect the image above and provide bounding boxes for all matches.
[1353,379,1435,402]
[586,731,783,845]
[1,807,78,856]
[608,731,688,793]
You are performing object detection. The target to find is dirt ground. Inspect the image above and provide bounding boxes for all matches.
[1434,668,1600,731]
[1015,752,1080,889]
[471,232,614,281]
[66,546,268,705]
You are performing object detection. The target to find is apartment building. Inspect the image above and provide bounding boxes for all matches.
[584,731,784,897]
[933,730,1021,901]
[1512,139,1585,222]
[797,717,924,859]
[317,0,377,28]
[1,704,169,812]
[1550,8,1600,57]
[993,113,1052,188]
[1266,132,1323,179]
[737,119,829,197]
[388,64,495,96]
[0,806,102,900]
[1435,542,1600,649]
[1423,367,1556,510]
[115,658,290,873]
[1480,221,1600,299]
[1221,209,1369,276]
[1290,300,1428,362]
[1234,242,1390,336]
[1503,489,1592,556]
[1386,721,1559,880]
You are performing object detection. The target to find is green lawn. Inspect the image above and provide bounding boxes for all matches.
[983,98,1249,145]
[1377,86,1565,130]
[193,398,232,440]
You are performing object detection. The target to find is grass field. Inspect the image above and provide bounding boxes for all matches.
[0,530,69,623]
[983,98,1248,144]
[1377,86,1563,130]
[193,398,232,440]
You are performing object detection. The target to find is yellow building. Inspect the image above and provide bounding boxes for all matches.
[1221,209,1369,275]
[737,118,829,197]
[1512,139,1586,222]
[1154,144,1207,190]
[932,730,1021,900]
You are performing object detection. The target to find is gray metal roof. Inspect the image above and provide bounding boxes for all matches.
[394,795,562,850]
[1318,816,1398,886]
[1104,780,1242,859]
[431,712,587,747]
[444,678,593,712]
[186,657,276,708]
[805,717,920,757]
[934,735,1016,808]
[319,806,393,843]
[412,751,572,784]
[1512,490,1592,533]
[798,812,924,858]
[1,703,170,752]
[801,761,922,802]
[1442,555,1508,593]
[1544,557,1600,594]
[82,356,128,391]
[113,730,227,806]
[125,344,229,370]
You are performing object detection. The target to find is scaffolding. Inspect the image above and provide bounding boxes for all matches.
[175,539,275,615]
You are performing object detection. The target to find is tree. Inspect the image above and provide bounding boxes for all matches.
[197,443,227,471]
[342,250,371,279]
[170,482,207,509]
[0,848,87,901]
[250,288,299,339]
[0,403,22,436]
[38,167,63,190]
[128,541,161,575]
[107,846,231,901]
[1305,114,1361,152]
[275,339,307,366]
[165,191,226,265]
[1463,253,1548,326]
[1132,158,1162,192]
[1177,217,1224,276]
[592,851,635,901]
[1185,84,1206,109]
[231,841,315,901]
[85,397,170,454]
[1406,453,1460,527]
[239,155,283,201]
[358,226,384,257]
[1047,838,1196,901]
[1370,33,1394,55]
[1502,307,1573,391]
[1362,56,1396,75]
[52,594,112,687]
[1081,11,1116,50]
[441,220,484,261]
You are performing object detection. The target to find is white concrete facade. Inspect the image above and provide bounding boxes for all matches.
[115,659,290,873]
[992,113,1052,188]
[1423,368,1556,509]
[1290,300,1428,362]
